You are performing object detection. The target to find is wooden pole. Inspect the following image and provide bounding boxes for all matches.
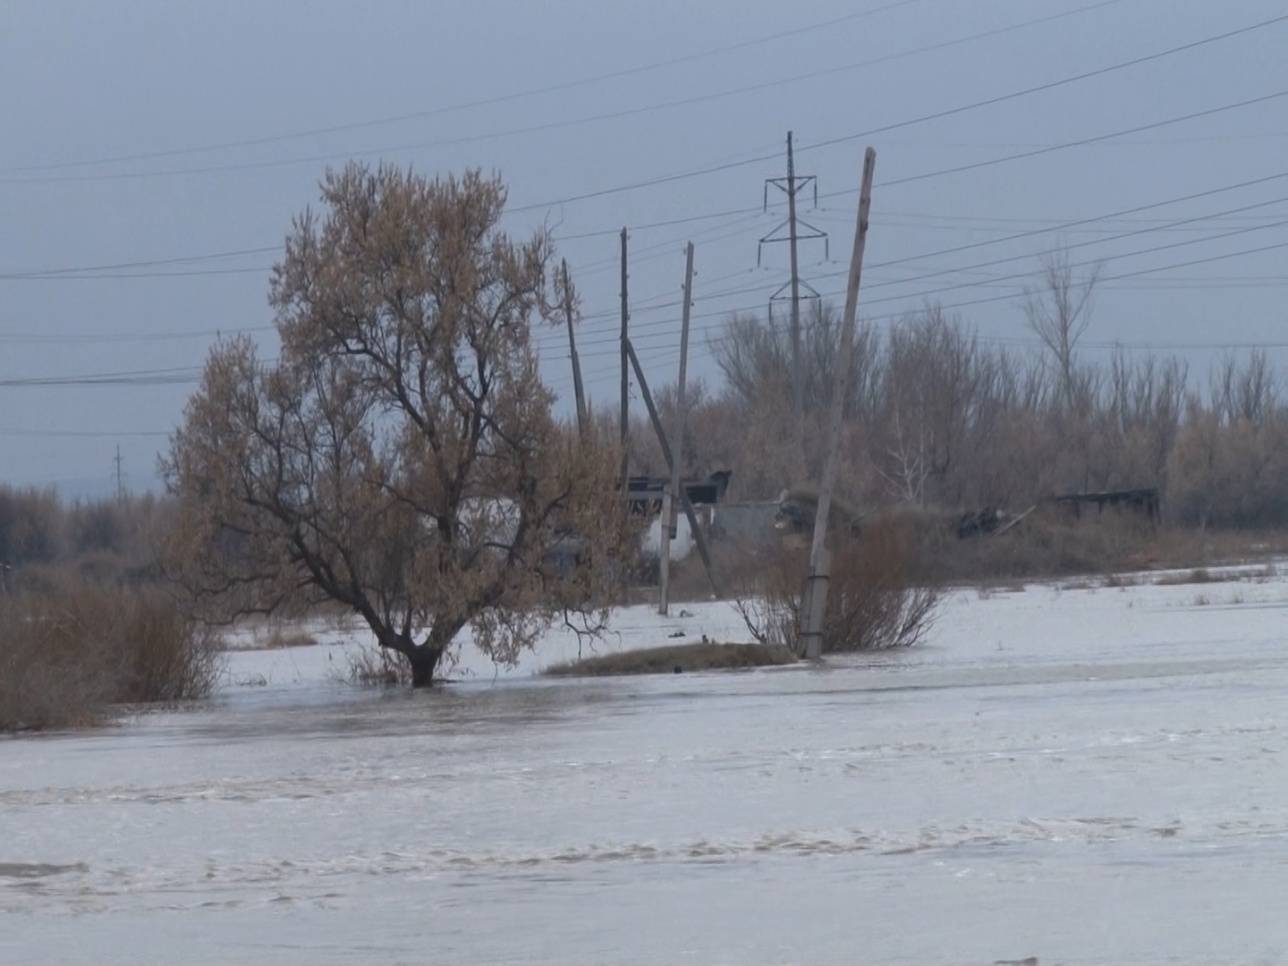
[625,339,719,598]
[800,147,877,661]
[561,259,588,440]
[619,227,630,486]
[658,242,695,615]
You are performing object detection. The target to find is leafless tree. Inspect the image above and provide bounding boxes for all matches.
[1214,350,1276,427]
[1024,248,1101,410]
[164,164,628,686]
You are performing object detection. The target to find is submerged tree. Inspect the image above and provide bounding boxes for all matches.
[165,164,627,686]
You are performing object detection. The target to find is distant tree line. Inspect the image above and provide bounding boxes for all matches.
[0,488,169,584]
[623,261,1288,530]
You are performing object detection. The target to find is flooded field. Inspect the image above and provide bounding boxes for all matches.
[6,570,1288,964]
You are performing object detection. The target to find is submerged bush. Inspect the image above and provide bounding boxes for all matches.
[0,577,221,731]
[545,641,797,677]
[333,642,412,687]
[736,519,940,654]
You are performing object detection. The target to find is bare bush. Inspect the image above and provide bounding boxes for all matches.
[0,576,221,731]
[109,586,222,703]
[736,521,939,654]
[545,642,796,677]
[334,643,412,687]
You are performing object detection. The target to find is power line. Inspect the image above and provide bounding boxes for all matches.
[0,245,279,279]
[0,209,766,279]
[833,193,1288,292]
[0,265,274,281]
[856,216,1288,309]
[8,58,1284,284]
[260,190,1288,354]
[0,0,1132,187]
[794,11,1288,159]
[0,363,204,388]
[1,0,926,175]
[868,90,1288,194]
[507,12,1288,214]
[564,232,1288,360]
[14,227,1288,394]
[12,164,1288,348]
[0,426,171,438]
[579,174,1288,316]
[12,80,1284,287]
[0,324,274,345]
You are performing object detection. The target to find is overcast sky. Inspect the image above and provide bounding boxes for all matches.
[2,0,1286,497]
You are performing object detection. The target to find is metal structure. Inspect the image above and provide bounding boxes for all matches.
[759,132,828,430]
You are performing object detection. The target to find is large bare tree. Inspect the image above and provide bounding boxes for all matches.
[164,164,626,686]
[1024,248,1101,410]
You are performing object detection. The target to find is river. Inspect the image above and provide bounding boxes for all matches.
[5,571,1288,964]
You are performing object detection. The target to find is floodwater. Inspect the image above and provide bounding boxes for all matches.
[6,572,1288,965]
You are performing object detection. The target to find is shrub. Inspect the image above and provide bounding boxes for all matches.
[333,643,412,687]
[1155,567,1218,586]
[0,617,105,732]
[545,641,797,676]
[906,507,1168,584]
[0,577,221,731]
[735,519,940,654]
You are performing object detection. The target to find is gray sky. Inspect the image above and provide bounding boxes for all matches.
[2,0,1286,497]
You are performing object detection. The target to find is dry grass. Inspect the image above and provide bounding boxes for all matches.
[0,577,221,732]
[919,510,1157,584]
[332,643,411,687]
[923,515,1288,586]
[1154,567,1228,586]
[545,641,797,677]
[1102,572,1141,589]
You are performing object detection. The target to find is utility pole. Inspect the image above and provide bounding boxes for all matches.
[114,445,125,502]
[619,227,630,486]
[561,259,588,440]
[658,241,695,616]
[625,339,719,598]
[761,131,827,433]
[800,147,877,661]
[786,132,803,427]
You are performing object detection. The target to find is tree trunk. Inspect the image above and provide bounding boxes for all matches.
[374,628,443,689]
[407,621,462,688]
[408,644,442,688]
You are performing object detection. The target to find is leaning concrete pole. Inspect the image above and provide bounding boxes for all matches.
[800,147,877,661]
[658,242,695,616]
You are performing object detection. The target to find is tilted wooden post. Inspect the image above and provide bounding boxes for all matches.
[800,147,877,661]
[625,339,719,599]
[561,259,588,440]
[658,241,695,615]
[618,227,630,486]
